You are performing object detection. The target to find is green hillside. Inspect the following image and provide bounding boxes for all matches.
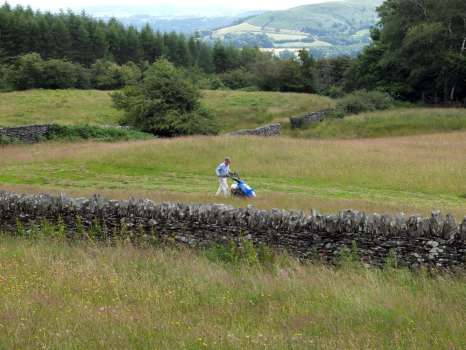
[248,1,379,33]
[210,0,383,57]
[0,89,333,131]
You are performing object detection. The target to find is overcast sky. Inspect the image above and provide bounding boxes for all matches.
[5,0,336,15]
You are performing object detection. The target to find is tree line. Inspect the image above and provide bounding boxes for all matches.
[1,1,466,104]
[0,3,351,94]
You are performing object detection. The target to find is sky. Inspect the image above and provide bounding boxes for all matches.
[4,0,337,16]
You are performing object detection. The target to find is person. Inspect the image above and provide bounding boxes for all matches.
[215,157,232,197]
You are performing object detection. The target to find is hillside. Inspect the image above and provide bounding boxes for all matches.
[0,90,333,131]
[209,0,383,58]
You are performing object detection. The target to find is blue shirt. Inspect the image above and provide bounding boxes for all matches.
[216,162,230,177]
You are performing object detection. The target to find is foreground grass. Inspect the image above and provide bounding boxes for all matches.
[0,132,465,216]
[0,237,464,349]
[0,89,333,132]
[288,108,466,139]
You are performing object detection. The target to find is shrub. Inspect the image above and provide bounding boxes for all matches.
[0,64,11,90]
[325,85,345,98]
[45,124,153,142]
[334,90,394,117]
[7,53,44,90]
[112,59,219,137]
[221,68,255,90]
[120,62,143,86]
[75,65,92,89]
[0,135,17,145]
[40,59,79,89]
[91,60,125,90]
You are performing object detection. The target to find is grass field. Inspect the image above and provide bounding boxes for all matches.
[2,89,466,139]
[290,108,466,139]
[0,90,123,126]
[0,89,333,132]
[0,237,464,349]
[202,90,333,131]
[0,133,465,216]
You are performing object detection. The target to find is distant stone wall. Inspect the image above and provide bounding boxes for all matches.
[226,123,281,137]
[0,125,52,143]
[0,191,465,269]
[290,110,332,129]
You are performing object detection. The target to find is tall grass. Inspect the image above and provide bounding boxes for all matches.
[203,90,334,131]
[0,236,464,349]
[0,132,465,216]
[288,108,466,139]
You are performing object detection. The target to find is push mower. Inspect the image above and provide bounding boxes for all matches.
[229,172,256,198]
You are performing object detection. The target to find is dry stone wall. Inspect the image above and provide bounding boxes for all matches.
[226,123,281,137]
[0,125,53,143]
[290,110,331,129]
[0,191,465,268]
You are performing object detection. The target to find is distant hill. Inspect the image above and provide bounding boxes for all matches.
[100,11,264,35]
[206,0,383,58]
[99,16,240,34]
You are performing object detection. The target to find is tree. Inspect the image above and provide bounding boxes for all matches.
[8,53,44,90]
[41,59,79,89]
[0,64,10,90]
[112,59,218,137]
[350,0,466,102]
[298,49,316,92]
[91,60,125,90]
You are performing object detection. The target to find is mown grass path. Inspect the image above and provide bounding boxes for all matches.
[0,133,465,215]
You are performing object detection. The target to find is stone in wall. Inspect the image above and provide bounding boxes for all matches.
[0,125,52,143]
[290,110,332,129]
[0,191,464,269]
[226,123,281,137]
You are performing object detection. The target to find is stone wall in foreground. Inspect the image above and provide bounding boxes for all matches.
[0,191,465,268]
[0,125,53,143]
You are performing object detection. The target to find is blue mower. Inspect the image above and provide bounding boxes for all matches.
[229,173,256,198]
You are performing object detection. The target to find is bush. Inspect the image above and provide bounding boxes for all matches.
[90,60,124,90]
[112,59,219,137]
[90,60,143,90]
[325,85,345,98]
[8,53,44,90]
[0,135,17,145]
[120,62,143,86]
[45,124,153,142]
[0,64,10,90]
[334,90,394,118]
[40,59,79,89]
[221,68,255,90]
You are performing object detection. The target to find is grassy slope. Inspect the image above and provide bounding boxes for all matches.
[289,108,466,139]
[0,238,465,349]
[0,133,465,216]
[2,89,466,139]
[0,89,333,132]
[246,1,379,33]
[0,89,123,126]
[203,90,333,132]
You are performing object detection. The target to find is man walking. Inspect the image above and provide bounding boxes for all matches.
[215,157,232,197]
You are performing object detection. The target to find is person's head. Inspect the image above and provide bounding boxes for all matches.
[224,157,231,166]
